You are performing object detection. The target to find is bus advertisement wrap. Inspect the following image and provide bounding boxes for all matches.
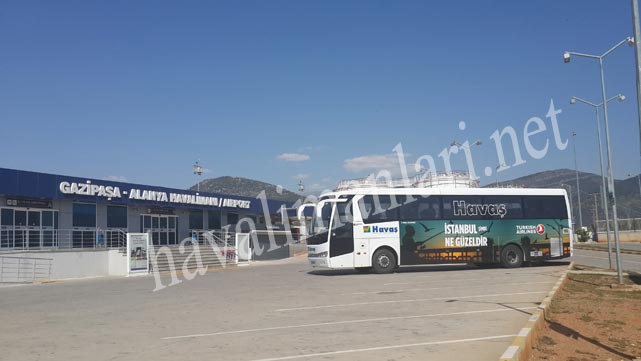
[399,219,571,265]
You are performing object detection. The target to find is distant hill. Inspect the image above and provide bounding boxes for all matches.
[495,168,641,222]
[191,170,641,222]
[190,176,301,204]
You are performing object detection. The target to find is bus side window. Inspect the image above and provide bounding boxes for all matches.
[442,198,453,218]
[359,195,399,223]
[417,196,440,220]
[524,196,567,219]
[484,196,523,219]
[442,196,482,220]
[400,195,418,220]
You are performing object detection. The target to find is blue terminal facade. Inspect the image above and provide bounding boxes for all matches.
[0,168,290,250]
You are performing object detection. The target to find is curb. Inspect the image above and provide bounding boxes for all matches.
[499,262,573,361]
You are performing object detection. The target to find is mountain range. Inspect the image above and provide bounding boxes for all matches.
[191,169,641,222]
[190,176,302,204]
[494,168,641,222]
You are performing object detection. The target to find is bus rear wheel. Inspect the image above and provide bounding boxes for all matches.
[372,249,396,274]
[501,244,523,268]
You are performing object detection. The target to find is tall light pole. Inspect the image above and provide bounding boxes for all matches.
[632,1,641,192]
[495,163,506,187]
[564,37,634,283]
[570,94,625,269]
[193,161,203,193]
[571,131,584,228]
[451,140,482,180]
[450,140,483,148]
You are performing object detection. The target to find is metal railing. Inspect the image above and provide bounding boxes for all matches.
[597,218,641,232]
[0,256,52,283]
[0,228,128,251]
[190,230,237,263]
[190,230,235,247]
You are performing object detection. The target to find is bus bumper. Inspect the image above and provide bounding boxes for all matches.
[308,257,329,268]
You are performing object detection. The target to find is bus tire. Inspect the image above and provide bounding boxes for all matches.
[372,248,396,274]
[501,244,523,268]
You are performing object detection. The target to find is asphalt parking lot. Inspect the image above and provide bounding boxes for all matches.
[572,248,641,273]
[0,258,569,361]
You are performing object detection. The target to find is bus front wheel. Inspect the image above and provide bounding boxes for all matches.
[501,244,523,268]
[372,249,397,274]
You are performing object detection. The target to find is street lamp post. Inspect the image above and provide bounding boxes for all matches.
[495,163,506,187]
[564,37,634,284]
[570,94,625,269]
[571,131,583,227]
[193,161,203,193]
[450,140,482,148]
[451,140,483,180]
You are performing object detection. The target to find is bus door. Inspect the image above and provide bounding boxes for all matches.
[328,199,355,267]
[352,196,370,268]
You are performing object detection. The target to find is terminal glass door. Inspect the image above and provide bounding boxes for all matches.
[14,210,27,249]
[41,211,57,248]
[27,211,41,249]
[0,208,58,250]
[141,215,178,246]
[1,208,14,248]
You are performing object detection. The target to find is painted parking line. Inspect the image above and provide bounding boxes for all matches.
[341,281,554,296]
[247,334,517,361]
[163,306,537,340]
[275,291,547,312]
[383,272,563,287]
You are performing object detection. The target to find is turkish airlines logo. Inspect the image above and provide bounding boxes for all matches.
[536,224,545,235]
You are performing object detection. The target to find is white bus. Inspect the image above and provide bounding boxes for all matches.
[306,187,573,273]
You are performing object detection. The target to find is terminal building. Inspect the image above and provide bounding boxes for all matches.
[0,167,288,251]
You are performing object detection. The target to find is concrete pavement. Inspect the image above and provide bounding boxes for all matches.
[572,248,641,273]
[0,258,569,361]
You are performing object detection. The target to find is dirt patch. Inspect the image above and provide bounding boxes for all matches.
[530,269,641,360]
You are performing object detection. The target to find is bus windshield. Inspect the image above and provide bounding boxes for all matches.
[311,202,333,234]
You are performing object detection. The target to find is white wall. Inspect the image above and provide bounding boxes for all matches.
[8,249,128,279]
[108,250,127,276]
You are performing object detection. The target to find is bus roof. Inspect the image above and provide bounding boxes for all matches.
[319,187,568,199]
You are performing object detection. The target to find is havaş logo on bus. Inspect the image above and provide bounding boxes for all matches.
[453,201,507,219]
[363,225,399,233]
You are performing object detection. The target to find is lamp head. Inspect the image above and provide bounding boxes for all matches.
[619,94,626,101]
[563,52,571,63]
[628,37,635,47]
[570,98,576,104]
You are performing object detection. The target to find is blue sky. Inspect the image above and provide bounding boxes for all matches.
[1,1,640,194]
